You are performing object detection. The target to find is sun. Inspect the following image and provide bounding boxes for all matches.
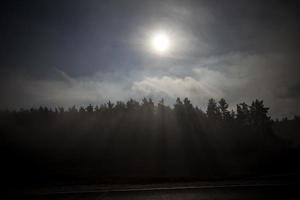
[151,32,170,54]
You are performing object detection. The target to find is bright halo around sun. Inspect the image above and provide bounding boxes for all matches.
[151,32,170,54]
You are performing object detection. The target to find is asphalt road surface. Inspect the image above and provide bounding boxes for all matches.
[9,182,300,199]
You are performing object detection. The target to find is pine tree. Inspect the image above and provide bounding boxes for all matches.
[218,98,230,120]
[206,98,221,120]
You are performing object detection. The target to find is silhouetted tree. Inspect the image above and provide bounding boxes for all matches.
[86,104,94,112]
[157,98,166,113]
[141,98,155,114]
[174,97,184,113]
[126,99,140,111]
[236,102,250,125]
[183,97,194,112]
[249,99,271,128]
[115,101,126,112]
[218,98,230,120]
[94,105,100,112]
[58,107,64,113]
[0,96,296,187]
[107,101,114,110]
[79,106,85,113]
[206,98,221,120]
[68,105,78,113]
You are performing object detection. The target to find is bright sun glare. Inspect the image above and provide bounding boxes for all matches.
[151,32,170,54]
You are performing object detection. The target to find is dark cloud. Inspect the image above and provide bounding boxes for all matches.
[0,0,299,118]
[276,82,300,99]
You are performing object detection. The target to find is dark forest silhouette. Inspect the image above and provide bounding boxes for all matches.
[1,97,300,187]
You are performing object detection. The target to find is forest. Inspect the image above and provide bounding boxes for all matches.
[1,97,300,187]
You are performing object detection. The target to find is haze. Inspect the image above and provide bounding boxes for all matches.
[1,0,300,118]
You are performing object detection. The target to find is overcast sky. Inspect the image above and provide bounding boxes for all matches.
[1,0,300,118]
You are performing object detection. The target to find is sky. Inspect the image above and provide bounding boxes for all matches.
[0,0,300,118]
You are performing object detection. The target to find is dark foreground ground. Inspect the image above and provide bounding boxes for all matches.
[8,179,300,200]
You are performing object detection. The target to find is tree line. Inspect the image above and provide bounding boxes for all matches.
[1,97,276,124]
[0,97,299,187]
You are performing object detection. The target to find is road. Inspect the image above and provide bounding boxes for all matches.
[9,182,300,199]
